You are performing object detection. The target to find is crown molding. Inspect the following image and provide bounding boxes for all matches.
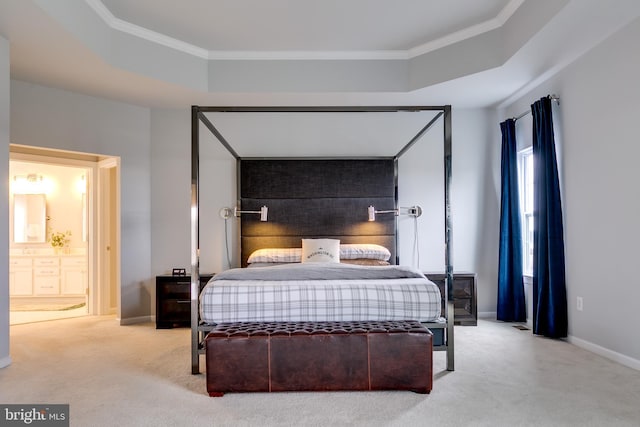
[409,0,524,57]
[86,0,523,61]
[205,50,409,61]
[85,0,209,58]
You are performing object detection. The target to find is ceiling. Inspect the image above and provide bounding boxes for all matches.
[100,0,512,54]
[0,0,639,109]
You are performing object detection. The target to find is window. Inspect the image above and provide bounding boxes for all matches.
[518,147,533,276]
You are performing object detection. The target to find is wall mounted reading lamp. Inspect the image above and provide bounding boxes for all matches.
[220,205,268,222]
[367,205,422,221]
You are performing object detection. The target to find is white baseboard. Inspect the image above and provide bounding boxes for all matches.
[119,315,153,326]
[0,355,12,369]
[568,335,640,372]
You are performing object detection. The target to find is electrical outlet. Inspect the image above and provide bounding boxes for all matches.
[577,296,583,311]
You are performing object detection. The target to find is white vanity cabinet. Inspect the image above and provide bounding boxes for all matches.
[9,254,88,297]
[9,257,33,295]
[61,256,88,296]
[33,256,60,295]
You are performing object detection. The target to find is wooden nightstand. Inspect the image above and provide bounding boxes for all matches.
[425,272,477,326]
[156,273,214,329]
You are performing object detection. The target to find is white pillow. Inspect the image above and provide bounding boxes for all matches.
[339,244,391,261]
[301,239,340,263]
[247,248,302,264]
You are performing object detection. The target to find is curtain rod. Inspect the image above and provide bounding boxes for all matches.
[512,94,560,122]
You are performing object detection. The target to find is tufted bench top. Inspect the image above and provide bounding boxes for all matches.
[206,320,430,337]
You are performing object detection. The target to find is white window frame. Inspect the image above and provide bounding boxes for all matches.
[518,147,534,276]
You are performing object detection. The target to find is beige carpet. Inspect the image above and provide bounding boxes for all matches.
[9,305,88,326]
[2,316,640,426]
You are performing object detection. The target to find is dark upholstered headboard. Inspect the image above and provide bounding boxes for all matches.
[239,158,397,267]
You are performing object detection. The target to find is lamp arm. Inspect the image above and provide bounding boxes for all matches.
[233,205,268,222]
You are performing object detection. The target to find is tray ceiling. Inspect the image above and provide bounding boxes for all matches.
[1,0,639,108]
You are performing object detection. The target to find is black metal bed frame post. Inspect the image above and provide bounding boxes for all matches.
[190,106,201,374]
[393,158,399,265]
[444,105,454,371]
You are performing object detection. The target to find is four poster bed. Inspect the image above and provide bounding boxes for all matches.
[190,106,454,395]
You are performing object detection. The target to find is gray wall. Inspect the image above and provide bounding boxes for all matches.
[500,17,640,367]
[150,109,237,277]
[9,80,152,322]
[451,108,500,315]
[0,36,10,368]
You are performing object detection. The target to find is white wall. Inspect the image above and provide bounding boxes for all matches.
[397,118,444,271]
[0,36,11,368]
[398,107,501,316]
[150,109,192,276]
[150,109,237,280]
[451,108,501,315]
[9,81,152,322]
[500,17,640,366]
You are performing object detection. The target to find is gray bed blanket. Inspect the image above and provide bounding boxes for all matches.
[212,263,426,282]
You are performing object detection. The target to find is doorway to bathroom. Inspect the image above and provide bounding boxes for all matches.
[8,145,120,325]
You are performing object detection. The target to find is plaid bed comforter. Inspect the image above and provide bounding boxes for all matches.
[199,264,442,323]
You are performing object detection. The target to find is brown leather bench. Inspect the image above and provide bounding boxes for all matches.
[205,320,432,396]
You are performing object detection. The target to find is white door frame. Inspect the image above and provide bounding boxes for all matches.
[96,157,121,317]
[9,146,121,318]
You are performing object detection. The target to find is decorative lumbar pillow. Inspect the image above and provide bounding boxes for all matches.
[339,244,391,261]
[301,239,340,263]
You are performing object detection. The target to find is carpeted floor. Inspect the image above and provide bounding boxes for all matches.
[2,316,639,426]
[9,305,88,326]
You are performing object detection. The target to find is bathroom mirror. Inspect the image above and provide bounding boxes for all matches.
[13,193,47,243]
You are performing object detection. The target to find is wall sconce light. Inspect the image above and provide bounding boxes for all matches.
[367,205,422,221]
[76,175,87,194]
[12,174,49,194]
[220,205,268,222]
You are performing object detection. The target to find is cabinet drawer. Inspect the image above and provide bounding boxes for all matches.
[157,298,192,328]
[158,283,190,299]
[10,258,32,268]
[159,299,191,315]
[452,277,474,298]
[34,276,60,295]
[34,267,60,276]
[453,297,476,326]
[454,298,473,316]
[61,257,87,267]
[34,257,59,267]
